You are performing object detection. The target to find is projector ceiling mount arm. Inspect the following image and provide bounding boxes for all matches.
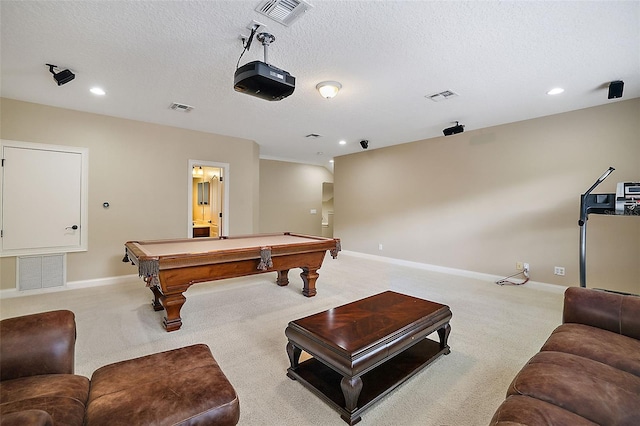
[256,32,275,64]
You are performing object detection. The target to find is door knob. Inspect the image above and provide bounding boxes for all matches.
[66,225,79,230]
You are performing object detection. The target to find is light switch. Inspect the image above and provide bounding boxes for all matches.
[310,209,317,214]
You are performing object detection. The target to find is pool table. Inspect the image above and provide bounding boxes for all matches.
[124,232,341,331]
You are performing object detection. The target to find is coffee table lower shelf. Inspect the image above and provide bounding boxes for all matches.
[287,338,447,424]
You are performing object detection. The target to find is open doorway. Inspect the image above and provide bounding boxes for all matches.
[188,160,229,238]
[321,182,334,238]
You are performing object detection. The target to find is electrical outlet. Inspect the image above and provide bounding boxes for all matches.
[516,262,523,271]
[378,243,383,251]
[554,266,565,276]
[247,20,266,31]
[523,263,530,273]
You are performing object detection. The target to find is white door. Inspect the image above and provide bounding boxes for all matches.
[1,141,88,256]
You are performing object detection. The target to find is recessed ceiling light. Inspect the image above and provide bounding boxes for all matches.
[90,87,106,95]
[339,140,346,145]
[547,87,564,95]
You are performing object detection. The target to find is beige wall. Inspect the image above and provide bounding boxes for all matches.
[334,99,640,294]
[1,98,259,288]
[259,160,333,236]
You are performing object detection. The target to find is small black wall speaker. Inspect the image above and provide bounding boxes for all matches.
[608,80,624,99]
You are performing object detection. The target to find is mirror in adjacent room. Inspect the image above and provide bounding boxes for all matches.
[192,166,223,238]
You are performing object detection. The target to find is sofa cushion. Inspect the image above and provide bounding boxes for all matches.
[0,409,53,426]
[490,395,598,426]
[507,351,640,425]
[541,323,640,376]
[0,374,89,426]
[85,344,239,426]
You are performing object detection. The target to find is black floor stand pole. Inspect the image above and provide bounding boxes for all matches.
[579,218,587,288]
[578,167,615,289]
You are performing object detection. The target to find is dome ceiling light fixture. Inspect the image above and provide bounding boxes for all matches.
[316,81,342,99]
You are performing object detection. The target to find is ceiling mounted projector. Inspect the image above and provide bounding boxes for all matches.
[234,32,295,101]
[443,121,465,136]
[234,61,295,101]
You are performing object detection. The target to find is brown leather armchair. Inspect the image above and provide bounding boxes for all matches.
[0,310,89,425]
[1,310,239,425]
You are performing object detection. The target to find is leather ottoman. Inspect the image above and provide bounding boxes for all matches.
[85,344,239,426]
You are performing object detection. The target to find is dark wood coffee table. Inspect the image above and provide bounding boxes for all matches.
[285,291,452,425]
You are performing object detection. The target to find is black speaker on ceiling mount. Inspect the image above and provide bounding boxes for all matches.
[608,81,624,99]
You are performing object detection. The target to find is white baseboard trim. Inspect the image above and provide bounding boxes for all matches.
[67,274,139,289]
[1,253,568,299]
[341,250,568,293]
[0,274,139,299]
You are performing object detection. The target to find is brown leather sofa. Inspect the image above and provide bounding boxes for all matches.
[0,310,240,425]
[490,286,640,425]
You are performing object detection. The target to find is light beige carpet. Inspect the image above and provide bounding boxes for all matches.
[0,253,565,425]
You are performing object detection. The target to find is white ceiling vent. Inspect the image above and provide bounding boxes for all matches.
[426,90,459,102]
[169,102,194,112]
[255,0,313,26]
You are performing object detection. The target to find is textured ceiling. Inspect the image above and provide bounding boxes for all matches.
[1,1,639,167]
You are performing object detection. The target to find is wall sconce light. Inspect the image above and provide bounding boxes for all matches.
[46,64,75,86]
[316,81,342,99]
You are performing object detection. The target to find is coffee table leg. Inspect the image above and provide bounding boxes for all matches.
[438,323,451,354]
[286,341,302,371]
[340,375,363,423]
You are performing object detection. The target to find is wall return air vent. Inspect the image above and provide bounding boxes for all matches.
[255,0,313,26]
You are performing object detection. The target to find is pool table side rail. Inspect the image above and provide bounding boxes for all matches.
[125,233,340,275]
[127,232,332,250]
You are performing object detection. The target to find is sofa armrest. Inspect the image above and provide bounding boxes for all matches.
[0,310,77,381]
[563,287,640,340]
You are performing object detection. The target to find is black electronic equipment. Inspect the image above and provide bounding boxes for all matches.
[608,80,624,99]
[443,122,464,136]
[234,31,295,101]
[46,64,75,86]
[234,61,295,101]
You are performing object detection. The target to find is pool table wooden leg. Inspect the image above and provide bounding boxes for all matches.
[150,285,164,311]
[300,267,318,297]
[160,293,186,332]
[277,270,290,286]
